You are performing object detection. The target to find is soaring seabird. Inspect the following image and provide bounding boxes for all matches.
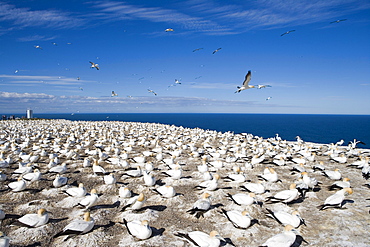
[281,30,295,36]
[89,61,100,70]
[235,70,254,93]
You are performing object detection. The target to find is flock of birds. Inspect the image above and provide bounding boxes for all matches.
[0,119,369,246]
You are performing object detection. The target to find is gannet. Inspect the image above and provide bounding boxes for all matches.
[194,173,220,191]
[175,230,225,247]
[266,183,299,204]
[34,45,43,49]
[121,193,146,211]
[123,219,152,240]
[266,209,305,228]
[301,172,320,190]
[77,189,98,209]
[257,84,272,89]
[258,167,280,183]
[0,231,10,247]
[53,174,68,188]
[235,70,254,93]
[16,208,50,227]
[143,170,156,186]
[212,47,222,54]
[13,163,33,175]
[240,181,266,194]
[328,178,351,191]
[23,169,42,183]
[223,167,246,183]
[323,168,341,180]
[8,176,27,192]
[64,183,86,197]
[226,192,257,206]
[280,30,296,36]
[89,61,100,70]
[104,173,116,185]
[187,193,211,218]
[111,91,118,97]
[220,209,255,229]
[54,212,94,238]
[147,89,157,96]
[192,48,203,52]
[330,19,347,24]
[152,185,176,198]
[165,28,174,32]
[92,160,106,175]
[48,163,67,174]
[318,187,353,210]
[119,186,132,198]
[162,166,182,180]
[261,225,299,247]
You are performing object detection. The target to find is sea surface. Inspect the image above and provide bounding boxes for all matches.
[4,113,370,148]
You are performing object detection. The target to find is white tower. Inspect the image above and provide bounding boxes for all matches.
[27,109,33,119]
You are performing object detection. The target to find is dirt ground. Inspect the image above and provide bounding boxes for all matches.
[0,119,369,247]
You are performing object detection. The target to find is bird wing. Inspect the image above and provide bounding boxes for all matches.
[18,214,38,227]
[242,71,252,87]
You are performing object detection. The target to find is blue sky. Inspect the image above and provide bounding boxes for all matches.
[0,0,369,114]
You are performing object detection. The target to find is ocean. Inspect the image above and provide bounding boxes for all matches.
[3,113,369,147]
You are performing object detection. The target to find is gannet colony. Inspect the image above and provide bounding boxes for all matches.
[0,119,369,247]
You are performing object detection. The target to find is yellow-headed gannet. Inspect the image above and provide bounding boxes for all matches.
[258,168,281,183]
[119,187,132,198]
[64,183,86,197]
[53,212,94,238]
[77,189,98,209]
[265,209,305,228]
[328,178,351,191]
[152,185,176,198]
[53,174,68,188]
[261,225,300,247]
[194,173,220,191]
[123,219,152,240]
[318,187,353,210]
[187,193,211,218]
[8,176,27,192]
[220,209,256,229]
[226,192,258,206]
[175,230,225,247]
[266,183,299,204]
[235,70,254,93]
[323,168,341,180]
[121,193,146,211]
[15,208,50,227]
[23,169,42,183]
[240,181,266,194]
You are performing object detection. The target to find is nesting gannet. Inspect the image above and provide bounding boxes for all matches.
[92,160,106,175]
[318,187,353,210]
[265,209,305,228]
[187,193,211,218]
[162,166,182,180]
[8,176,27,192]
[194,173,220,191]
[152,185,176,198]
[0,231,10,247]
[280,30,296,36]
[223,167,246,183]
[226,192,257,206]
[328,178,351,191]
[16,208,50,227]
[240,181,266,194]
[23,169,42,182]
[77,189,98,209]
[54,212,94,238]
[258,167,280,183]
[301,172,320,190]
[48,163,67,174]
[89,61,100,70]
[104,173,116,185]
[261,225,299,247]
[266,183,299,204]
[235,70,254,93]
[175,230,225,247]
[119,186,132,198]
[121,193,146,211]
[123,219,152,240]
[143,170,156,186]
[212,47,222,54]
[53,174,68,188]
[220,209,256,229]
[111,91,118,97]
[13,163,33,175]
[64,183,86,197]
[330,19,347,24]
[323,168,341,180]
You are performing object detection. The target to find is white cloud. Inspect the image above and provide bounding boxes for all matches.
[0,74,87,86]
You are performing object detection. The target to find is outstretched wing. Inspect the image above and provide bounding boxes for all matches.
[242,71,252,87]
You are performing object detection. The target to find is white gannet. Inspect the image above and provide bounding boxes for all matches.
[226,192,257,206]
[77,189,98,209]
[13,163,33,175]
[301,172,320,190]
[92,160,106,175]
[165,28,174,32]
[143,170,156,186]
[240,181,266,194]
[280,30,296,36]
[220,209,255,229]
[123,219,152,240]
[104,173,116,185]
[257,84,272,89]
[147,89,157,96]
[175,230,225,247]
[89,61,99,70]
[235,70,254,93]
[16,208,50,227]
[0,231,11,247]
[152,185,176,198]
[48,163,67,174]
[323,168,341,180]
[64,183,86,197]
[261,225,298,247]
[23,169,42,183]
[258,167,280,183]
[162,166,182,180]
[266,183,299,204]
[8,176,27,192]
[121,193,146,211]
[330,19,347,24]
[111,91,118,97]
[318,187,353,210]
[194,173,220,191]
[119,187,132,198]
[328,178,351,191]
[54,212,94,238]
[265,209,305,228]
[187,193,211,218]
[53,174,68,188]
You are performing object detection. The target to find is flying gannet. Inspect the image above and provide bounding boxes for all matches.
[235,70,254,93]
[89,61,100,70]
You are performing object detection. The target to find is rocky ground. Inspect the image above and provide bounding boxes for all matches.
[0,119,369,247]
